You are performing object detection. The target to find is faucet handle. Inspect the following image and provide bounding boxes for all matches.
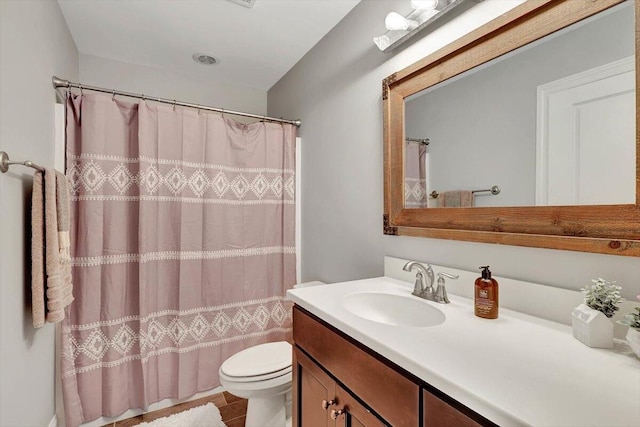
[412,271,425,297]
[434,271,459,303]
[438,272,459,280]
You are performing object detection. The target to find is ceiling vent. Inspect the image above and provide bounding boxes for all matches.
[192,53,217,65]
[226,0,256,8]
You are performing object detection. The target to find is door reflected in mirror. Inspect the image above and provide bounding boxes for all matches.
[404,1,635,208]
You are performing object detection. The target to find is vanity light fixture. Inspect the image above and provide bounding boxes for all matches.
[374,0,467,52]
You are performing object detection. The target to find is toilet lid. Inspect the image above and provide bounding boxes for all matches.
[220,341,292,378]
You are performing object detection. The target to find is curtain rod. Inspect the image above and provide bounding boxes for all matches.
[405,137,429,145]
[52,76,301,127]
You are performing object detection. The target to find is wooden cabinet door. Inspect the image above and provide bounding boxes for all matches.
[293,347,336,427]
[333,384,387,427]
[294,346,388,427]
[423,389,483,427]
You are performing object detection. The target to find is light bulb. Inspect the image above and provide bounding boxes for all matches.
[411,0,442,10]
[385,12,418,31]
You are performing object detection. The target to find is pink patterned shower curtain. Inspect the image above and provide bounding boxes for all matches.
[405,142,428,208]
[61,93,296,426]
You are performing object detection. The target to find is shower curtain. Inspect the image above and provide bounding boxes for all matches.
[61,93,296,426]
[404,142,428,208]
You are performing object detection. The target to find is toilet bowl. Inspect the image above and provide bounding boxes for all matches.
[219,341,292,427]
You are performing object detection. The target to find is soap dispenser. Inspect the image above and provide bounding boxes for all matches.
[475,266,499,319]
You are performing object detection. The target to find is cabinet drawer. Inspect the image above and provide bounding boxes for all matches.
[293,307,419,427]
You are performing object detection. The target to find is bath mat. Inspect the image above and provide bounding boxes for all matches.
[135,403,227,427]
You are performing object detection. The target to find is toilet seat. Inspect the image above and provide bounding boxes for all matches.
[220,366,292,384]
[220,341,292,383]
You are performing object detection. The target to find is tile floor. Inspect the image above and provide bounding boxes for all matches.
[104,391,247,427]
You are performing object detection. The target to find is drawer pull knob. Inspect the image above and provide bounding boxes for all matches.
[321,399,336,410]
[330,409,345,420]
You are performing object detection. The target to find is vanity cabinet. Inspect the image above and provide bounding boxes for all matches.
[293,306,493,427]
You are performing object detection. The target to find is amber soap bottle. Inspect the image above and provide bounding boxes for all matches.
[475,266,499,319]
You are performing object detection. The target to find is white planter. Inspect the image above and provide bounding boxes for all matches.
[626,328,640,358]
[571,304,613,348]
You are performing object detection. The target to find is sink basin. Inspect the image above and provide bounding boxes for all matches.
[342,292,445,327]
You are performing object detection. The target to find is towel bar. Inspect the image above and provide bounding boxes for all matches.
[0,151,45,173]
[430,185,501,199]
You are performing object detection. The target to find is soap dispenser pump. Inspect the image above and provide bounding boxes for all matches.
[475,266,499,319]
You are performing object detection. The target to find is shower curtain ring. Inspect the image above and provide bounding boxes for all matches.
[79,84,83,95]
[197,105,201,115]
[112,90,116,101]
[142,94,146,101]
[221,108,224,118]
[173,100,176,111]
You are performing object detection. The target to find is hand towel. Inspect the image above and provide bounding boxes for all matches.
[31,168,74,328]
[31,171,46,328]
[438,190,474,207]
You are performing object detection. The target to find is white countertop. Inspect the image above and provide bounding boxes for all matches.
[287,277,640,427]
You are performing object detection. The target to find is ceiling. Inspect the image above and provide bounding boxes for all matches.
[57,0,360,91]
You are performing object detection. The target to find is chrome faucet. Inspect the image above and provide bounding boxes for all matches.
[403,261,459,304]
[402,261,435,299]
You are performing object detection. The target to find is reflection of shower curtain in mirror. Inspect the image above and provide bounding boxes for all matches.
[61,93,296,426]
[404,143,428,208]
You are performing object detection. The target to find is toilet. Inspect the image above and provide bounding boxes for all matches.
[219,282,325,426]
[219,341,293,427]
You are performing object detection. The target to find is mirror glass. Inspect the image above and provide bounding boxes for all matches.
[404,1,635,208]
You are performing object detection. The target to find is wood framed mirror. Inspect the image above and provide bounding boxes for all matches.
[383,0,640,256]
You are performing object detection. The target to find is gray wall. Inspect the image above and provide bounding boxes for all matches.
[79,54,267,123]
[268,0,640,300]
[0,1,79,426]
[406,5,633,207]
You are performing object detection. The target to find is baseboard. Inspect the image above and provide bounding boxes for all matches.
[48,415,57,427]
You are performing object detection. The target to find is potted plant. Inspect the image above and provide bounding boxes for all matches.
[618,295,640,358]
[571,278,622,348]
